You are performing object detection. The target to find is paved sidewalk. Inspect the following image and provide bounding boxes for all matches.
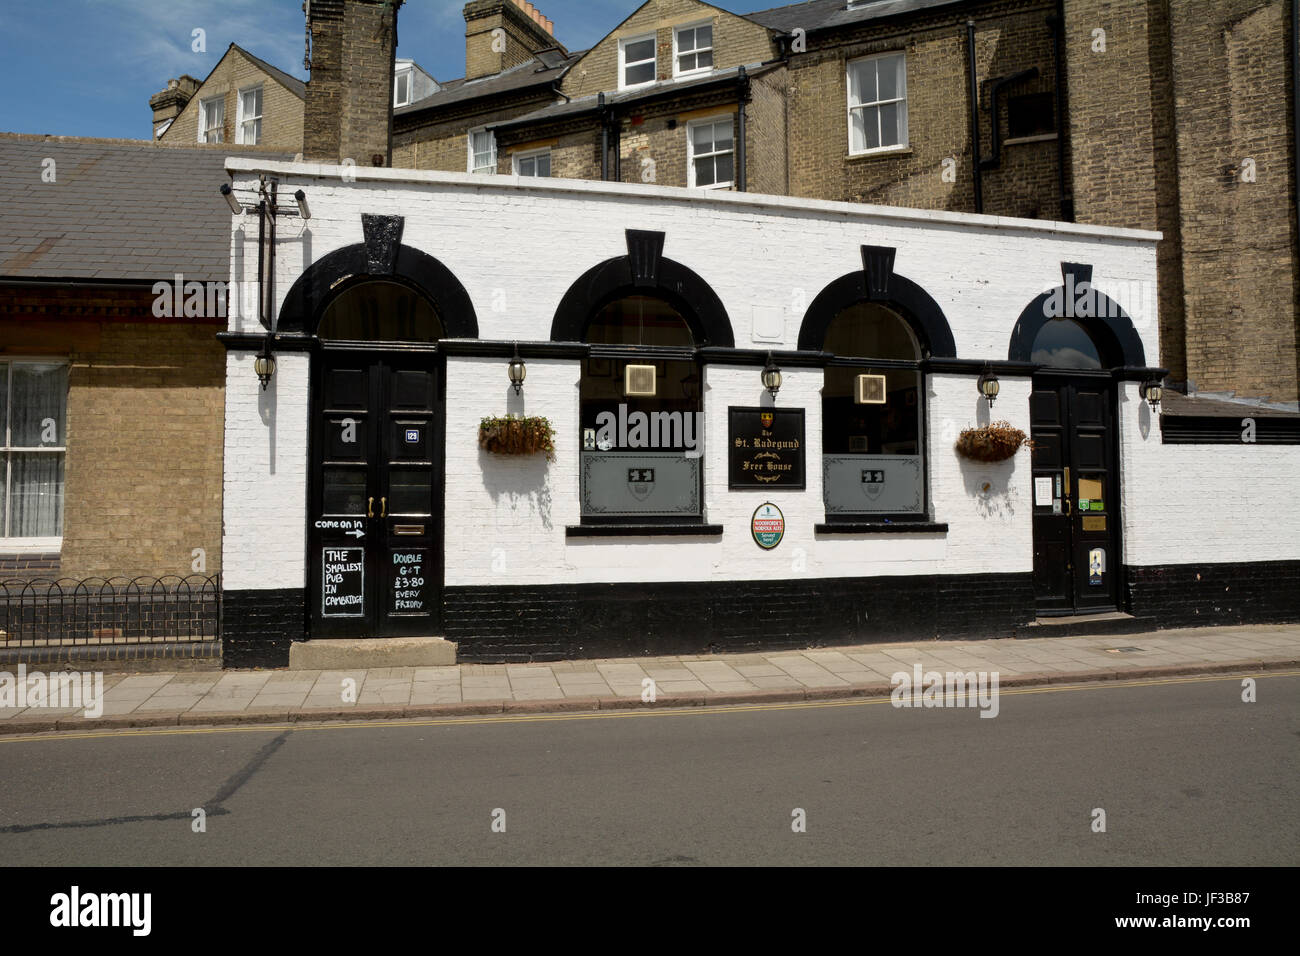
[2,624,1297,734]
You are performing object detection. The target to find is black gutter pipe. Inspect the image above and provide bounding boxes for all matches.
[256,184,267,327]
[967,20,983,214]
[737,66,749,192]
[599,92,608,181]
[0,277,160,290]
[1293,0,1299,246]
[1049,3,1073,221]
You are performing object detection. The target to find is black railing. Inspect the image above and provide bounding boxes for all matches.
[0,576,221,646]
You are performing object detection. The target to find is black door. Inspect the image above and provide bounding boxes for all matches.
[1029,374,1120,615]
[310,351,442,638]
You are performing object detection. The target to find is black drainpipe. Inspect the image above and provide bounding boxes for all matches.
[265,178,278,332]
[737,66,750,192]
[1049,2,1073,220]
[599,93,608,181]
[966,20,983,214]
[613,114,622,182]
[1293,0,1299,242]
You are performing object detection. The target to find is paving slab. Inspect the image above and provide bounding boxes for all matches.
[1,625,1294,733]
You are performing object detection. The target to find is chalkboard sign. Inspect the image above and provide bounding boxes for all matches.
[390,550,429,615]
[728,407,806,489]
[322,547,365,618]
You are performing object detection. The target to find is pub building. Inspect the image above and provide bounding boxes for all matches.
[217,159,1300,668]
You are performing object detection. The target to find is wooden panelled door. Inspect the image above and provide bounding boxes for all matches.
[309,351,442,638]
[1029,373,1120,615]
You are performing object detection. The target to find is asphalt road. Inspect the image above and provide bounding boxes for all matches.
[0,673,1295,866]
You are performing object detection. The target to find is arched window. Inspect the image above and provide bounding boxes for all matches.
[822,302,927,519]
[317,280,444,343]
[579,295,703,522]
[1030,318,1103,369]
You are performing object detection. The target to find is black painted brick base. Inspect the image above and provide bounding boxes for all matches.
[1126,561,1300,628]
[221,589,304,669]
[444,573,1036,662]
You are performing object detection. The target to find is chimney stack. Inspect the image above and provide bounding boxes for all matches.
[148,75,201,139]
[303,0,403,166]
[463,0,561,81]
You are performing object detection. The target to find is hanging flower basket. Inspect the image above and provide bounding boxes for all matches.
[478,415,556,461]
[954,421,1033,462]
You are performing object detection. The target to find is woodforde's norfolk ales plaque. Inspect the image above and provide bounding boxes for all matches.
[728,407,806,489]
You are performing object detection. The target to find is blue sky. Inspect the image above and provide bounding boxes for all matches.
[0,0,786,139]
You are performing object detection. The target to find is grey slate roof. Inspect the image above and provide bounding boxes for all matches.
[1162,392,1300,418]
[0,137,292,284]
[744,0,967,33]
[395,51,584,116]
[486,62,780,133]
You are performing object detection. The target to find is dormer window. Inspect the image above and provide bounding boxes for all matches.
[619,34,656,89]
[198,95,224,144]
[394,68,412,107]
[674,23,713,76]
[236,86,262,145]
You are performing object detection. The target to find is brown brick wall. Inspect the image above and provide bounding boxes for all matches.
[305,0,397,165]
[0,287,224,581]
[1165,0,1298,401]
[465,0,559,81]
[747,69,789,197]
[785,0,1061,216]
[561,0,774,99]
[393,91,558,171]
[161,49,304,149]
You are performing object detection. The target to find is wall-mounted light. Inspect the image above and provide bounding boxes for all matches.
[508,342,526,395]
[1139,378,1163,411]
[977,368,1000,408]
[762,351,782,401]
[254,338,276,390]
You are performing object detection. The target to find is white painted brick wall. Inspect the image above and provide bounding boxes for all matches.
[224,162,1160,366]
[221,350,310,591]
[218,161,1300,594]
[1118,382,1300,565]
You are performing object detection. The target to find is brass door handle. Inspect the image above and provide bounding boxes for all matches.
[1063,467,1071,516]
[367,497,374,518]
[380,497,387,518]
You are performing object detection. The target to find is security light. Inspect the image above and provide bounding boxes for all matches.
[220,183,244,215]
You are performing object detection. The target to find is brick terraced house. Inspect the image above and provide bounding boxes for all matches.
[375,0,1300,409]
[0,137,289,665]
[152,44,308,149]
[159,0,1300,407]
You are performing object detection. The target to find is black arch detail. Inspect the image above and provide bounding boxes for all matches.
[550,255,735,347]
[796,271,957,357]
[1007,275,1146,367]
[276,242,479,337]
